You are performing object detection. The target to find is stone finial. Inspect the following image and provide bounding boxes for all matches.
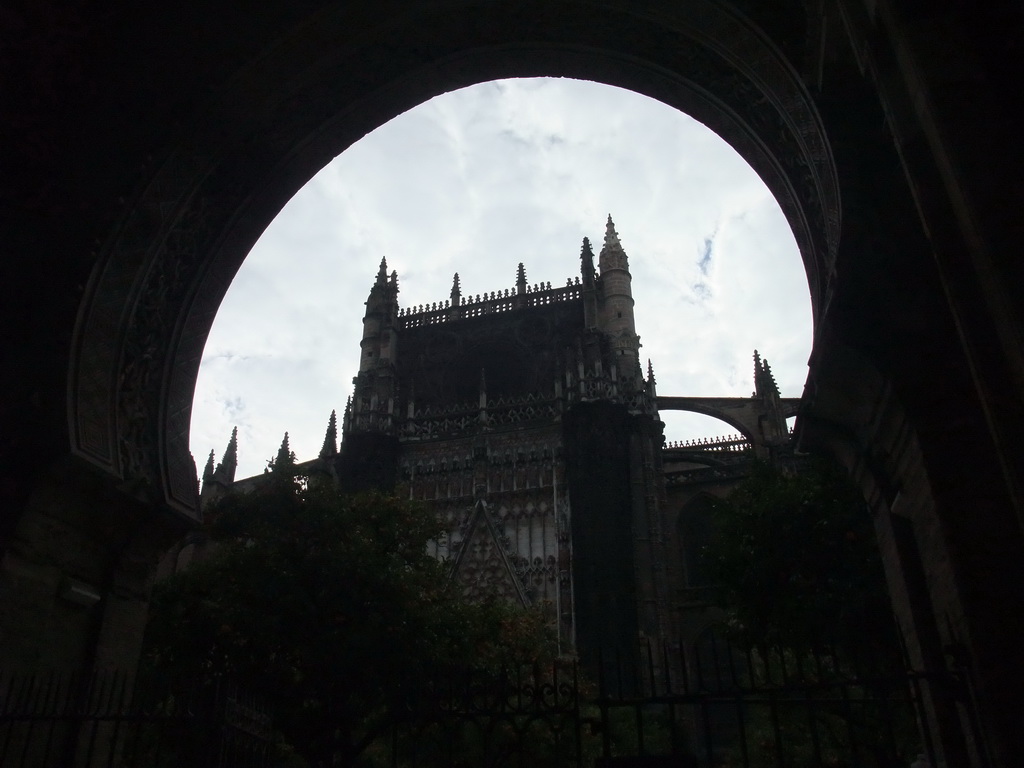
[599,213,628,272]
[647,358,656,384]
[271,431,295,473]
[604,214,620,248]
[516,263,527,295]
[223,426,238,465]
[763,359,779,395]
[320,410,338,458]
[202,449,216,483]
[211,426,238,485]
[451,272,462,303]
[376,256,388,283]
[580,237,596,281]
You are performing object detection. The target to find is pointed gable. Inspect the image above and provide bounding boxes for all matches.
[450,500,528,607]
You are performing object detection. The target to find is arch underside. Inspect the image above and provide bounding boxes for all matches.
[68,1,839,517]
[658,396,801,442]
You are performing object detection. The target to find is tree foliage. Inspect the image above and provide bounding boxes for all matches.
[143,472,555,766]
[700,460,919,765]
[702,459,900,665]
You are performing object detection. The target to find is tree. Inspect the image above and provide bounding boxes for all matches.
[702,459,899,663]
[700,459,919,766]
[143,471,556,767]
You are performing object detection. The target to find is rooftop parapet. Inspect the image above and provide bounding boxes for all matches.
[399,277,583,329]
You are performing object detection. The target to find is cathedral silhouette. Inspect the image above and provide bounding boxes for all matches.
[194,217,796,668]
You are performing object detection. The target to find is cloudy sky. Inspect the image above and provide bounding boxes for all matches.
[190,78,813,480]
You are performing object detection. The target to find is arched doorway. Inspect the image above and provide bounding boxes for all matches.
[68,3,838,517]
[4,2,1021,763]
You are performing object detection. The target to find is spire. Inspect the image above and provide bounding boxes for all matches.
[762,358,779,396]
[211,426,238,485]
[270,431,296,473]
[202,449,215,484]
[516,263,527,295]
[599,213,629,273]
[580,237,596,286]
[451,273,462,305]
[646,358,658,398]
[342,396,352,436]
[223,426,238,467]
[376,256,388,284]
[753,349,779,398]
[319,410,338,459]
[604,214,621,249]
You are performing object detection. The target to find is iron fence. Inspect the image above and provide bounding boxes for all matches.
[0,671,274,767]
[2,645,976,767]
[370,639,950,768]
[591,639,934,768]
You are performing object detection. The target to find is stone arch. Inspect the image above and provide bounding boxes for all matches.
[658,396,802,444]
[660,403,755,442]
[67,1,839,518]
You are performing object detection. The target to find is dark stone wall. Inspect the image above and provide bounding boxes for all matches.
[335,433,400,493]
[397,299,584,408]
[563,402,638,676]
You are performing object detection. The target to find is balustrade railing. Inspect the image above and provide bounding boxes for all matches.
[665,433,751,453]
[398,278,583,329]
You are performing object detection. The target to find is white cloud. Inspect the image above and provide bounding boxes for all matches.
[191,78,812,479]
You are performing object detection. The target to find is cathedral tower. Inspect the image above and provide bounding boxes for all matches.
[351,258,400,434]
[597,215,642,384]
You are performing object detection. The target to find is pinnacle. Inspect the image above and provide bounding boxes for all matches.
[602,214,623,251]
[272,431,296,472]
[211,426,238,485]
[451,272,461,297]
[580,237,597,285]
[203,449,216,481]
[320,410,338,458]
